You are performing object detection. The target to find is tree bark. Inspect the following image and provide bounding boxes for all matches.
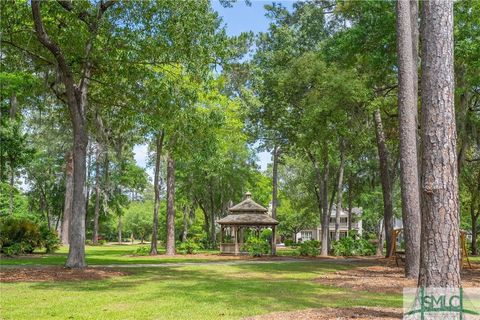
[335,139,345,241]
[376,219,385,257]
[182,206,188,242]
[373,109,394,258]
[92,144,101,245]
[471,195,479,256]
[118,215,122,244]
[150,130,164,255]
[84,142,93,236]
[165,152,176,255]
[9,163,14,215]
[321,145,330,256]
[9,93,18,119]
[396,0,421,279]
[272,145,280,220]
[418,0,460,288]
[347,176,353,232]
[61,151,73,245]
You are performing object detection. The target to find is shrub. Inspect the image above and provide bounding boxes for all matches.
[133,246,150,256]
[299,240,320,256]
[178,240,200,254]
[332,235,376,256]
[40,225,60,253]
[85,240,93,246]
[242,236,270,257]
[99,239,107,245]
[3,242,33,256]
[284,239,295,247]
[0,216,42,254]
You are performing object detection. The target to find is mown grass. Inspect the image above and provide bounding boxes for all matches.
[0,244,307,266]
[0,261,403,320]
[0,244,227,266]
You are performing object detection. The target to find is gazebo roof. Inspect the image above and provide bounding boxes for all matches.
[217,192,278,226]
[228,192,268,213]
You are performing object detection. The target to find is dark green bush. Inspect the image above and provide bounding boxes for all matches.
[284,239,295,247]
[178,239,200,254]
[0,216,42,254]
[0,217,61,255]
[299,240,320,256]
[332,235,376,256]
[242,236,270,257]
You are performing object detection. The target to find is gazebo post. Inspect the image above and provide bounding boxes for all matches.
[234,226,239,255]
[220,226,223,252]
[239,227,244,249]
[271,225,276,255]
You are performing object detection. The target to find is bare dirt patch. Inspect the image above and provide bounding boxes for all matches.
[315,260,480,294]
[0,267,128,283]
[245,307,403,320]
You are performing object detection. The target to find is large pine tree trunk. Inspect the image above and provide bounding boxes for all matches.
[373,109,394,258]
[92,144,101,245]
[418,0,460,288]
[396,0,421,279]
[165,153,176,255]
[61,152,73,245]
[335,139,345,241]
[150,130,164,255]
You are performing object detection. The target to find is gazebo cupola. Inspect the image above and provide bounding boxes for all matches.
[217,192,278,255]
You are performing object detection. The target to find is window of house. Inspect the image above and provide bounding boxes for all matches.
[340,217,348,224]
[301,231,312,241]
[329,217,335,223]
[340,231,347,238]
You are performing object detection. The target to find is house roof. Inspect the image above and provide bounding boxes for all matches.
[217,192,278,226]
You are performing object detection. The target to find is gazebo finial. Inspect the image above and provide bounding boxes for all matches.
[244,191,252,200]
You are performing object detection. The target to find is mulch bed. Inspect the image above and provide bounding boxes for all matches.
[245,307,403,320]
[0,267,128,282]
[315,259,480,294]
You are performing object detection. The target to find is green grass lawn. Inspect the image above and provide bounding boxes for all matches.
[0,244,229,266]
[0,261,403,320]
[0,244,305,266]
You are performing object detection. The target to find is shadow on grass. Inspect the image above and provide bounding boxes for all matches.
[27,261,403,311]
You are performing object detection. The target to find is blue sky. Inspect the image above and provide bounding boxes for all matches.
[134,1,295,175]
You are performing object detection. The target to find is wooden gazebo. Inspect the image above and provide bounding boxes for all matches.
[217,192,278,255]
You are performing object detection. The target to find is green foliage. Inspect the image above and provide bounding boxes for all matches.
[332,234,376,257]
[0,216,41,254]
[242,236,270,257]
[284,239,296,247]
[133,246,150,256]
[298,240,320,257]
[40,225,60,253]
[0,216,60,255]
[177,240,200,254]
[124,201,154,243]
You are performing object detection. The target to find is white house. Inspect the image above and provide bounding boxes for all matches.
[296,206,363,242]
